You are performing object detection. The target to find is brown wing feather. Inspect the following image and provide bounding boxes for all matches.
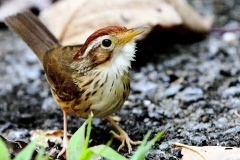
[43,46,82,101]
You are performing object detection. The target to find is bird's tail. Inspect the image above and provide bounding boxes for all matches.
[4,11,61,64]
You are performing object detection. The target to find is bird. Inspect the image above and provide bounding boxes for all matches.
[4,11,147,157]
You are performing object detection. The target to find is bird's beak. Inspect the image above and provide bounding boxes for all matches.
[121,26,148,44]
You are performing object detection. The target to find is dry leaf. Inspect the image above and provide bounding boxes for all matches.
[39,0,211,45]
[166,0,212,34]
[172,142,240,160]
[0,135,40,158]
[0,0,52,21]
[30,129,72,147]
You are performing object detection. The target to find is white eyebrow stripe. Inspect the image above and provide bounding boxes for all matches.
[81,35,110,58]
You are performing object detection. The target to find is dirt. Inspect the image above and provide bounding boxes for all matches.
[1,0,240,159]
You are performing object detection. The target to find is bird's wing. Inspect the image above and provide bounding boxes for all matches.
[43,45,82,101]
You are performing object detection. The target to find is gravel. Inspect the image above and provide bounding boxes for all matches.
[1,0,240,159]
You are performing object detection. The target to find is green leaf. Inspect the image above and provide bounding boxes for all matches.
[14,138,39,160]
[79,113,93,160]
[89,145,127,160]
[79,149,94,160]
[84,113,92,151]
[130,131,165,160]
[130,131,151,160]
[0,138,10,160]
[67,112,93,160]
[67,120,87,160]
[35,146,49,160]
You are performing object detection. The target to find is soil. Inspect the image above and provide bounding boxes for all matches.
[1,0,240,159]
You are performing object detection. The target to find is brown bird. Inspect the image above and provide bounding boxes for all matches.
[4,11,147,157]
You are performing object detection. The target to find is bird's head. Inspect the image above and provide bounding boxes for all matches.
[72,26,147,75]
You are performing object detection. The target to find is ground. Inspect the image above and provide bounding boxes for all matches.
[1,0,240,159]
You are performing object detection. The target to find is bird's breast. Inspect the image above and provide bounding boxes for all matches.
[58,70,130,119]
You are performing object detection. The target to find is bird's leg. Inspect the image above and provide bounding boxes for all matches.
[106,116,141,153]
[57,111,69,157]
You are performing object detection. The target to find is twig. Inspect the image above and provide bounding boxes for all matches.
[172,142,209,160]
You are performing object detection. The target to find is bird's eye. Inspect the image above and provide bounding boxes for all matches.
[102,39,112,47]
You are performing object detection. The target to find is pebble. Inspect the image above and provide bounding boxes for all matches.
[132,108,143,115]
[159,142,169,150]
[218,117,228,123]
[148,71,158,82]
[26,79,41,95]
[224,126,240,134]
[7,129,29,140]
[222,32,239,45]
[177,87,203,103]
[222,87,240,98]
[164,84,183,97]
[131,80,157,93]
[209,132,222,139]
[205,108,214,114]
[42,97,58,110]
[190,135,207,145]
[143,100,151,106]
[0,123,16,133]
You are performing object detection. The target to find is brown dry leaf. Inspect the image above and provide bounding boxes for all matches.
[30,129,72,147]
[172,142,240,160]
[0,0,52,21]
[39,0,212,45]
[0,135,40,158]
[166,0,212,34]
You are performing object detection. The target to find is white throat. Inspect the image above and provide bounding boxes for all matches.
[101,40,136,76]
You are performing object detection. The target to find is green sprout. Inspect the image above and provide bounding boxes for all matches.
[0,113,166,160]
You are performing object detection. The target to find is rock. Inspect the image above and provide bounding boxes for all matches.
[7,129,29,140]
[224,126,240,134]
[164,84,183,97]
[176,87,203,103]
[218,117,228,123]
[222,32,239,45]
[42,97,58,110]
[222,86,240,98]
[159,142,169,150]
[131,80,157,93]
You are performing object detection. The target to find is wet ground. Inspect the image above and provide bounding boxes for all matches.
[1,0,240,159]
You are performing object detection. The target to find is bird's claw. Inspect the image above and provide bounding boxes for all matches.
[110,130,142,153]
[57,136,69,158]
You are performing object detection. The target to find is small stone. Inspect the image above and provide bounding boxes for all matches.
[132,108,142,115]
[222,87,240,98]
[177,87,203,103]
[222,32,239,45]
[159,142,169,150]
[224,126,240,134]
[209,132,222,139]
[190,135,207,145]
[218,117,228,123]
[7,129,28,140]
[26,79,41,95]
[42,97,58,110]
[144,118,150,123]
[148,71,158,82]
[0,123,16,133]
[164,84,183,97]
[143,100,151,106]
[205,108,214,114]
[131,80,157,93]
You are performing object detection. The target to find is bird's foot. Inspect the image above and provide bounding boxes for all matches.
[110,129,141,153]
[57,135,69,158]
